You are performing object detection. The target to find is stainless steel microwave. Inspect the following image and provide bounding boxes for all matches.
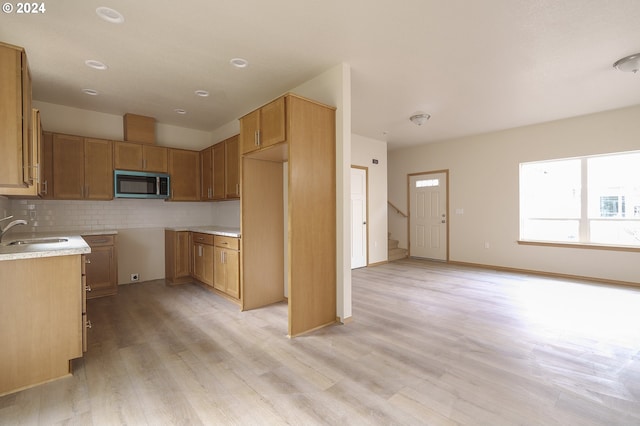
[114,170,170,199]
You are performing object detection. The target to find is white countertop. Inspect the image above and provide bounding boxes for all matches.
[166,226,241,238]
[0,235,91,261]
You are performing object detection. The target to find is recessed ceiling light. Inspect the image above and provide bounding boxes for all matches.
[85,59,108,70]
[230,58,249,68]
[82,88,99,96]
[195,90,209,97]
[96,6,124,24]
[174,108,187,115]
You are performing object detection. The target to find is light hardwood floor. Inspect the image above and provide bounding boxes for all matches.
[1,259,639,425]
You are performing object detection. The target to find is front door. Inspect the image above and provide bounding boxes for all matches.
[351,167,367,269]
[409,171,448,261]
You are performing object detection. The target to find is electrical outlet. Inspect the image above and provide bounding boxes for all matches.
[130,273,139,282]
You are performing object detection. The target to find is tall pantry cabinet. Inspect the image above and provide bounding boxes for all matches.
[240,93,336,337]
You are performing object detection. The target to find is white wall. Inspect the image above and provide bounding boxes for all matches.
[351,134,388,265]
[33,101,213,150]
[388,105,640,284]
[291,63,352,321]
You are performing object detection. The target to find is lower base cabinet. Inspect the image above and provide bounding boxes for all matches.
[82,234,117,299]
[165,230,191,284]
[164,230,240,302]
[191,232,214,286]
[0,255,84,396]
[214,236,240,300]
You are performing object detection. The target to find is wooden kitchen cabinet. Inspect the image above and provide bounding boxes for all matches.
[39,127,53,199]
[240,96,286,155]
[214,236,240,300]
[0,42,32,193]
[114,141,167,172]
[212,142,225,199]
[168,148,200,201]
[200,146,213,200]
[191,232,214,286]
[165,230,192,284]
[201,134,239,201]
[0,254,84,396]
[241,94,336,337]
[52,134,113,200]
[83,234,118,299]
[225,135,240,199]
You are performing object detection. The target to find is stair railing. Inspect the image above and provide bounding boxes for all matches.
[388,201,408,218]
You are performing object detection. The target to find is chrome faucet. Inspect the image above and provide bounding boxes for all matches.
[0,216,27,243]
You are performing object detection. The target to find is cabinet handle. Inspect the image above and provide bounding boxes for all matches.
[85,259,91,264]
[42,180,48,195]
[86,319,92,329]
[85,284,92,292]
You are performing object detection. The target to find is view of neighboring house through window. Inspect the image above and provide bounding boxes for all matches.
[520,151,640,247]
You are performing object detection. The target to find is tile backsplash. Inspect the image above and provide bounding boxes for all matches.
[9,198,239,233]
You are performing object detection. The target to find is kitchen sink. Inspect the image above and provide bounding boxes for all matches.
[6,238,69,246]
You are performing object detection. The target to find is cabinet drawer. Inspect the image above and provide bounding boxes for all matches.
[82,234,115,247]
[214,235,239,250]
[192,232,213,245]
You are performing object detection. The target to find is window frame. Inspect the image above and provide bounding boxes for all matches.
[518,150,640,252]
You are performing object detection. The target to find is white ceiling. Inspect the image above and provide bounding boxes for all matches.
[2,0,640,150]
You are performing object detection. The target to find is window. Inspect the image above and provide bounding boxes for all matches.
[520,151,640,247]
[415,179,439,187]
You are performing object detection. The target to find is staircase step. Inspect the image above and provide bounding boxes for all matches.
[388,247,408,261]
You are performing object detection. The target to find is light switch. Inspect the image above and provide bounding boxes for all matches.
[455,208,464,215]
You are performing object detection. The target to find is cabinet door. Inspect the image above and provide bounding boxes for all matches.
[143,145,168,172]
[168,148,200,201]
[213,246,225,292]
[114,141,143,170]
[240,109,259,154]
[225,135,240,199]
[84,138,113,200]
[259,96,286,149]
[212,143,225,200]
[0,45,30,189]
[200,147,213,200]
[52,134,84,199]
[202,244,214,286]
[175,231,191,278]
[85,245,116,299]
[225,249,240,299]
[40,131,53,198]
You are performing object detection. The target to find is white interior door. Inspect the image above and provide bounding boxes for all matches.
[351,167,367,269]
[409,172,447,260]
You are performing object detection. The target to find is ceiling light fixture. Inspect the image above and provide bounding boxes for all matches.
[613,53,640,73]
[174,108,187,115]
[85,59,108,70]
[82,88,99,96]
[409,113,430,126]
[96,6,124,24]
[195,90,210,97]
[230,58,249,68]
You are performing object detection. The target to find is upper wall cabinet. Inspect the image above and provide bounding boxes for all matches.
[240,96,286,155]
[201,134,240,201]
[114,141,167,173]
[52,134,113,200]
[0,42,36,196]
[168,148,200,201]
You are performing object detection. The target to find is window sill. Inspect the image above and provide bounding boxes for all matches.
[517,240,640,253]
